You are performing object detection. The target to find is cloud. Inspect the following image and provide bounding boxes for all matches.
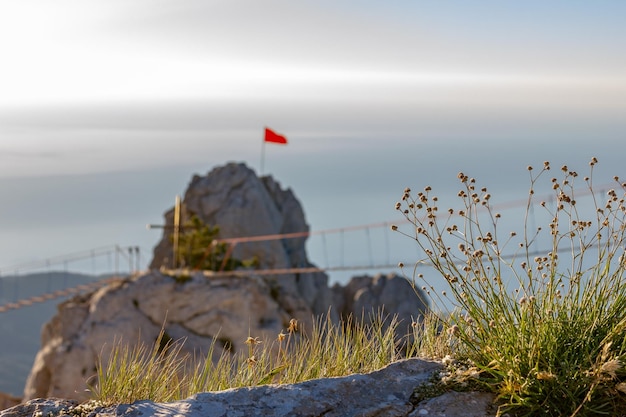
[1,0,625,116]
[0,150,60,159]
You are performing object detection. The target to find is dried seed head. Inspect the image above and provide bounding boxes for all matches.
[246,355,258,367]
[536,371,556,381]
[245,336,262,345]
[601,359,621,378]
[288,319,298,333]
[287,319,298,333]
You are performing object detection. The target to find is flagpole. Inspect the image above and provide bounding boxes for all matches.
[260,131,266,175]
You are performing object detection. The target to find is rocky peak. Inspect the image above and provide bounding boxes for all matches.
[150,162,309,271]
[149,162,332,320]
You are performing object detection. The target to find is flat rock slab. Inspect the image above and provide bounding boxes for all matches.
[3,359,498,417]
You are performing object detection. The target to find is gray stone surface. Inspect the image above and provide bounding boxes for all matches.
[5,359,498,417]
[410,391,497,417]
[0,398,77,417]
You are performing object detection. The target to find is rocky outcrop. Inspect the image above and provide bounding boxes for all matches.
[6,359,497,417]
[23,271,298,402]
[22,163,429,402]
[150,162,334,321]
[332,273,428,331]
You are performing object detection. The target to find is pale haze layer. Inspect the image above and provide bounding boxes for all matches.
[1,1,625,282]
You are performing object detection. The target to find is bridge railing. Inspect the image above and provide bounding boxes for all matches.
[0,245,143,312]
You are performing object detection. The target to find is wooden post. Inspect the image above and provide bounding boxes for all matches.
[173,195,181,269]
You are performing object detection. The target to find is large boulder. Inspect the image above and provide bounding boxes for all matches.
[23,271,299,401]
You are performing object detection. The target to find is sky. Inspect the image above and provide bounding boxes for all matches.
[1,1,626,283]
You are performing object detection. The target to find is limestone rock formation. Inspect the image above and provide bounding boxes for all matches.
[149,162,333,320]
[22,163,430,402]
[23,271,297,401]
[6,359,498,417]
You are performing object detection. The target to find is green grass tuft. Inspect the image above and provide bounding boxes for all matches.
[89,311,427,406]
[394,158,626,416]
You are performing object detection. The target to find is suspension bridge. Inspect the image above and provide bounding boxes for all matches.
[0,181,619,314]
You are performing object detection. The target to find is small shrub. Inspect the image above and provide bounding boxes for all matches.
[172,213,258,271]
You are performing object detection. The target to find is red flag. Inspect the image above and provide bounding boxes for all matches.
[264,127,288,144]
